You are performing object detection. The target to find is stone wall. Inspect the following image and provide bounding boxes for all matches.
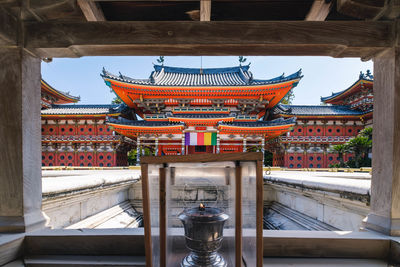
[264,172,370,231]
[42,170,140,228]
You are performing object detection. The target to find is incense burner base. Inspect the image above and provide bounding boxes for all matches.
[180,251,227,267]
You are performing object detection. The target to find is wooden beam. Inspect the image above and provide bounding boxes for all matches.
[24,21,394,58]
[0,7,17,45]
[200,0,211,21]
[141,152,263,164]
[305,0,333,21]
[77,0,105,21]
[337,0,385,20]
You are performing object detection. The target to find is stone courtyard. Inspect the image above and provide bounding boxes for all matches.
[41,168,371,232]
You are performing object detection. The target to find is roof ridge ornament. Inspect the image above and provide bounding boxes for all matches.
[156,56,165,66]
[238,56,247,66]
[359,70,373,80]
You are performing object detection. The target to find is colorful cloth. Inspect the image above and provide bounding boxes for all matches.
[185,132,216,146]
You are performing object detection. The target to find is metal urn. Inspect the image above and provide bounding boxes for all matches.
[178,203,229,267]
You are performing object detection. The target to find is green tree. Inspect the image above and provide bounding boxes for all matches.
[281,89,295,105]
[346,135,372,168]
[264,151,273,166]
[331,144,349,167]
[127,147,154,165]
[111,96,122,104]
[359,127,372,140]
[127,149,137,165]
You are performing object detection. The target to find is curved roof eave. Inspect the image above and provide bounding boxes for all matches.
[101,66,303,88]
[321,78,373,103]
[41,79,80,103]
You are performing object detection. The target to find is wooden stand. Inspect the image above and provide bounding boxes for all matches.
[140,152,264,267]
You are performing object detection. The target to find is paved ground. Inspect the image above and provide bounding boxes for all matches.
[265,171,371,195]
[42,169,141,195]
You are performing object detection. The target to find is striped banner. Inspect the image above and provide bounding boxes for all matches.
[185,132,216,146]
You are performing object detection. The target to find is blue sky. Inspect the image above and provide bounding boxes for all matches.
[41,56,373,105]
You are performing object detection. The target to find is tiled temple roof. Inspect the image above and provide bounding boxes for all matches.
[274,104,365,116]
[41,79,80,103]
[101,64,303,87]
[108,115,293,128]
[219,117,296,127]
[108,117,183,127]
[41,104,125,115]
[321,76,373,103]
[168,114,235,118]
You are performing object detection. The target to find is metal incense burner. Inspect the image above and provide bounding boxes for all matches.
[179,203,229,267]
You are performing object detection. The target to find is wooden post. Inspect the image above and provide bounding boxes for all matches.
[200,0,211,22]
[136,137,141,165]
[365,46,400,236]
[235,164,242,267]
[141,163,153,266]
[159,167,166,267]
[0,47,46,233]
[256,160,264,267]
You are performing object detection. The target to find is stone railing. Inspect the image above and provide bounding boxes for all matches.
[42,135,122,142]
[280,136,352,143]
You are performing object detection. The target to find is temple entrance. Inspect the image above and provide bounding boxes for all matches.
[264,150,273,166]
[187,145,214,154]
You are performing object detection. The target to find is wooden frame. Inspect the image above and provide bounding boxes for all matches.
[140,152,264,267]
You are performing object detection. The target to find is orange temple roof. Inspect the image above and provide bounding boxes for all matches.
[321,72,373,105]
[101,64,302,115]
[41,79,80,106]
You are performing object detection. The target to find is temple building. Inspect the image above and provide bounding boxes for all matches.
[270,71,373,168]
[101,64,302,163]
[40,80,134,167]
[41,79,80,108]
[41,67,374,168]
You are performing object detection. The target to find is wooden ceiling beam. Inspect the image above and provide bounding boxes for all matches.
[337,0,386,20]
[77,0,105,21]
[200,0,211,21]
[23,21,394,58]
[0,7,17,45]
[305,0,333,21]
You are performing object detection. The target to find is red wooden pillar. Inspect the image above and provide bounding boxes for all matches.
[55,147,59,166]
[94,146,97,166]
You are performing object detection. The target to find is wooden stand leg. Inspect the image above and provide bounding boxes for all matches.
[235,165,242,267]
[256,160,264,267]
[159,167,167,267]
[141,163,153,267]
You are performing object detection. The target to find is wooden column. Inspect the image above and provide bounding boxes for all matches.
[256,160,264,267]
[155,137,159,156]
[141,163,153,266]
[136,137,141,165]
[261,137,265,166]
[235,165,242,267]
[159,167,166,267]
[216,131,220,153]
[181,132,185,155]
[0,48,46,232]
[365,47,400,236]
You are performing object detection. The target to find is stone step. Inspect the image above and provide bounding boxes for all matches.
[66,201,142,229]
[24,255,146,267]
[25,228,145,257]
